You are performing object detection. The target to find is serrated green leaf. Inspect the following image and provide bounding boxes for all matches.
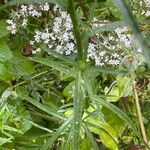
[0,41,12,62]
[30,57,70,73]
[9,56,34,76]
[0,20,10,38]
[0,137,11,146]
[83,73,142,142]
[0,63,7,79]
[87,66,127,78]
[72,72,85,150]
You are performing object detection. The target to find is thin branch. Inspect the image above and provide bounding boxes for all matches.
[132,80,148,144]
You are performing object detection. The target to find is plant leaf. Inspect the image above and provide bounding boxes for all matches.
[0,20,10,38]
[0,41,12,62]
[40,117,72,150]
[30,57,70,73]
[18,93,66,121]
[72,72,85,150]
[94,96,141,139]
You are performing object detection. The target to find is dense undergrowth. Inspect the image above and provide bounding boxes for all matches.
[0,0,150,149]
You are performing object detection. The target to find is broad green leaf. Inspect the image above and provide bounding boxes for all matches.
[86,122,118,150]
[0,137,11,146]
[9,56,34,76]
[116,76,133,97]
[106,87,120,102]
[0,63,7,80]
[30,57,70,73]
[102,107,126,137]
[0,20,10,38]
[63,81,75,99]
[0,41,12,62]
[94,96,141,139]
[43,47,75,65]
[18,93,66,121]
[40,117,72,150]
[83,73,142,141]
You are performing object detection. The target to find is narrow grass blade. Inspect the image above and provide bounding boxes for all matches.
[83,124,99,150]
[19,93,66,121]
[25,119,53,133]
[40,117,72,150]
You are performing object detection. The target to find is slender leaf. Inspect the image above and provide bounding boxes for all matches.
[40,117,72,150]
[30,57,70,73]
[18,93,66,121]
[25,120,53,133]
[87,66,127,77]
[72,72,85,150]
[83,124,99,150]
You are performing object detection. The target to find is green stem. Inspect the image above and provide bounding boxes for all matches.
[68,0,84,61]
[132,80,148,145]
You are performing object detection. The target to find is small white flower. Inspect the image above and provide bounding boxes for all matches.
[108,59,120,65]
[22,18,28,27]
[43,2,49,11]
[6,19,13,24]
[48,44,53,49]
[30,40,35,45]
[32,50,37,54]
[36,48,41,52]
[145,10,150,16]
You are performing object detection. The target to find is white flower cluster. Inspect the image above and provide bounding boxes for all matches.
[115,27,132,48]
[6,3,143,67]
[133,0,150,17]
[29,5,76,55]
[87,42,122,66]
[6,3,50,34]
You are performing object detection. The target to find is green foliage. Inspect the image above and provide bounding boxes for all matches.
[0,0,150,149]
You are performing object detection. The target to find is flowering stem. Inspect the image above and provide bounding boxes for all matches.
[68,0,84,61]
[132,79,148,145]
